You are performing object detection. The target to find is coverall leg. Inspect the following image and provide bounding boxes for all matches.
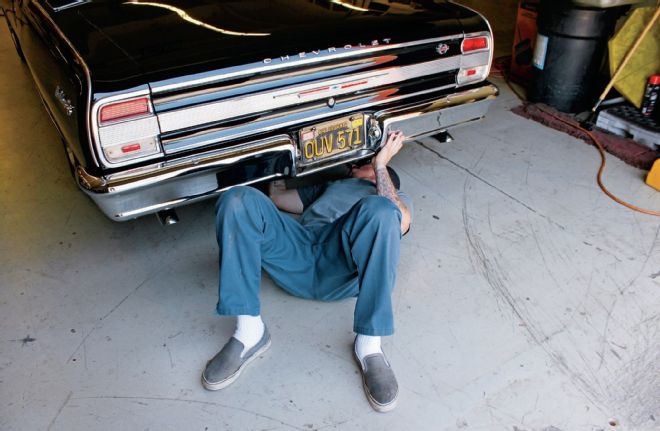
[215,187,402,336]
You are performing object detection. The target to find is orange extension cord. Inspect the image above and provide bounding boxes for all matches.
[539,107,660,217]
[490,56,659,217]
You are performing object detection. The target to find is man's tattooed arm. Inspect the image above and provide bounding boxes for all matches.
[374,166,411,234]
[375,166,404,208]
[373,131,411,234]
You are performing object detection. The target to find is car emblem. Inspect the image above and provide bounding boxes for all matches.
[327,97,336,108]
[436,43,449,55]
[55,86,74,116]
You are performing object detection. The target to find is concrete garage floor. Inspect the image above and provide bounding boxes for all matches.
[1,26,659,431]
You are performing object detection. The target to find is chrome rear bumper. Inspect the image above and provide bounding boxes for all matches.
[77,83,498,221]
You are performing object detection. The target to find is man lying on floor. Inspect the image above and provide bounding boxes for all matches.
[202,131,412,412]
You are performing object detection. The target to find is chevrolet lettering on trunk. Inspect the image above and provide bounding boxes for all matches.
[263,38,393,64]
[2,0,498,221]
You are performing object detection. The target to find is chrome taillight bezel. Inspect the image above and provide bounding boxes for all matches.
[90,89,164,168]
[456,31,493,87]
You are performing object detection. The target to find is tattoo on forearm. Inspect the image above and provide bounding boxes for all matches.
[375,166,405,210]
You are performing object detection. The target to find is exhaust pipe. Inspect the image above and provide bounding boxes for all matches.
[156,209,179,226]
[432,131,453,143]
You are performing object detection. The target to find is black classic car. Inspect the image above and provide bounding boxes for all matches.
[2,0,497,222]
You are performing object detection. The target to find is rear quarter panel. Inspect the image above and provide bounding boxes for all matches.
[12,1,92,173]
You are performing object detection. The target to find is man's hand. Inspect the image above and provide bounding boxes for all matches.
[268,179,287,196]
[268,180,304,214]
[373,131,405,170]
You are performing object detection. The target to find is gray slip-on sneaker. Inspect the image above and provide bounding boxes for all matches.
[353,342,399,412]
[202,327,271,391]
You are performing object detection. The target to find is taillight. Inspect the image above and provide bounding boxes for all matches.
[99,97,151,125]
[121,143,142,153]
[461,36,488,53]
[457,34,491,86]
[457,65,489,85]
[95,95,162,165]
[102,137,160,163]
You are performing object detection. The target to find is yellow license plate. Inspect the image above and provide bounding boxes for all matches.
[299,114,365,163]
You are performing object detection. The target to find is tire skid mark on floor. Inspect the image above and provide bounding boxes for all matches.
[461,175,606,410]
[417,141,566,230]
[46,391,72,431]
[460,172,660,429]
[70,395,306,430]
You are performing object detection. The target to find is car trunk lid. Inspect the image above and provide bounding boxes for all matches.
[74,0,468,83]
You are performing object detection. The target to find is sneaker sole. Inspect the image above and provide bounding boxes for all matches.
[353,350,398,413]
[202,337,271,391]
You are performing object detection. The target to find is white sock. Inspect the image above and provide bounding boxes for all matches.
[355,334,382,361]
[233,315,264,356]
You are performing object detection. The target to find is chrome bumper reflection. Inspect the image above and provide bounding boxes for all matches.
[77,84,498,221]
[76,135,297,220]
[376,83,499,140]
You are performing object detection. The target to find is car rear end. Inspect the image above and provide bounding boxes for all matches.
[72,1,498,220]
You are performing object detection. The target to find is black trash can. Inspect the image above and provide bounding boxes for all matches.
[529,0,621,113]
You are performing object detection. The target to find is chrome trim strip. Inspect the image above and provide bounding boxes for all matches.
[162,83,459,155]
[154,56,387,109]
[157,56,467,135]
[149,34,464,94]
[33,1,97,167]
[44,0,89,12]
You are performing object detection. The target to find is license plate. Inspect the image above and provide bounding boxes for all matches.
[299,114,365,163]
